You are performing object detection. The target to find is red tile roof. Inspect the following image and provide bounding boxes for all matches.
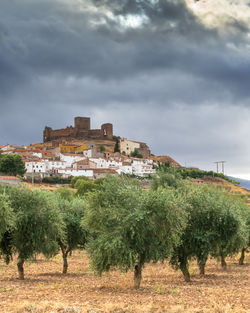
[0,176,20,180]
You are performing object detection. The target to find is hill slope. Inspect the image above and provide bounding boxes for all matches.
[229,176,250,189]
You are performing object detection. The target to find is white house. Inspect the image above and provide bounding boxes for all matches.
[57,168,94,178]
[25,160,47,173]
[59,153,86,167]
[83,149,93,158]
[132,163,155,176]
[25,160,67,174]
[89,158,123,169]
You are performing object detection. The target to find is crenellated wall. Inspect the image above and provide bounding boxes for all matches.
[43,117,114,142]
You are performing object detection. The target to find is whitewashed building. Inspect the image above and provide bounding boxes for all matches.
[59,153,86,167]
[25,160,66,174]
[89,158,123,169]
[57,168,94,178]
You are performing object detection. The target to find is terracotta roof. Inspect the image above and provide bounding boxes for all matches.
[93,169,117,173]
[61,153,85,157]
[0,176,20,180]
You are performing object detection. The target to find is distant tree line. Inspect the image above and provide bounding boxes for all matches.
[154,162,240,185]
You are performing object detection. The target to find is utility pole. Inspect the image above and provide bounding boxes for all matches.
[31,161,34,189]
[214,161,219,173]
[214,161,226,174]
[221,161,226,174]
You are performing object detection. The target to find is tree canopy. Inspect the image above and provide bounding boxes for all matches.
[0,154,26,176]
[83,176,186,288]
[57,196,88,273]
[0,186,65,279]
[169,184,249,281]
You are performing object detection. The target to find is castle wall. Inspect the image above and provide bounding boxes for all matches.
[43,117,114,142]
[87,129,103,138]
[46,127,74,141]
[74,117,90,130]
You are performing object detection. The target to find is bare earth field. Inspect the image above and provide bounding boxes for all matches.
[0,251,249,313]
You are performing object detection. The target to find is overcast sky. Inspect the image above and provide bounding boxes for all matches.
[1,0,250,178]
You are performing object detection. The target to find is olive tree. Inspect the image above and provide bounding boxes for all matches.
[0,193,15,240]
[209,191,248,269]
[239,210,250,265]
[57,196,88,274]
[83,176,185,289]
[0,187,65,279]
[151,166,183,190]
[76,180,98,197]
[170,184,248,281]
[0,193,16,263]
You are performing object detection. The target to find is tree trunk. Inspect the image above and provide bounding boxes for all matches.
[62,251,68,274]
[221,255,227,269]
[134,265,142,289]
[239,248,246,265]
[198,262,205,275]
[198,257,207,276]
[180,263,190,282]
[17,257,24,280]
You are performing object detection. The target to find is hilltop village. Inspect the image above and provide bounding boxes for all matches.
[0,117,180,180]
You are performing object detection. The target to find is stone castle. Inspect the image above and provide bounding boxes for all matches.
[43,117,113,142]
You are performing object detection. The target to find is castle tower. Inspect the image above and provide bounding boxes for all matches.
[43,126,52,142]
[74,117,90,130]
[101,123,113,140]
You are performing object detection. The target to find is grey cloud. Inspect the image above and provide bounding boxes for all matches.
[1,0,250,177]
[0,0,249,100]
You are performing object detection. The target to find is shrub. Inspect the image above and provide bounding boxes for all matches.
[42,176,71,184]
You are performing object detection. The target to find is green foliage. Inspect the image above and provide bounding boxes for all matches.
[94,177,106,186]
[0,193,15,240]
[55,186,75,200]
[70,176,90,188]
[0,150,3,159]
[57,196,88,273]
[170,184,249,281]
[114,140,120,153]
[0,154,26,176]
[0,186,65,278]
[83,176,185,288]
[58,197,87,251]
[151,166,183,190]
[11,187,64,258]
[122,173,152,180]
[130,149,143,158]
[76,180,98,197]
[42,176,71,184]
[99,145,106,152]
[209,193,249,262]
[155,163,240,185]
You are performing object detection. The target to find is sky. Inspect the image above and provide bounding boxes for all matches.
[1,0,250,179]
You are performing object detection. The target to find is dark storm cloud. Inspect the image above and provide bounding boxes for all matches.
[1,0,250,176]
[1,0,250,102]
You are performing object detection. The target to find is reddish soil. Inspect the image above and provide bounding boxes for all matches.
[0,251,249,313]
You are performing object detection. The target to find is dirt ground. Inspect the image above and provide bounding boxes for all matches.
[0,251,249,313]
